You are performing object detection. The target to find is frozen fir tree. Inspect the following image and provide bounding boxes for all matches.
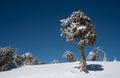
[60,10,96,73]
[62,51,77,62]
[0,47,16,71]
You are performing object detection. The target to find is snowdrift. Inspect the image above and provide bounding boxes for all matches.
[0,61,120,78]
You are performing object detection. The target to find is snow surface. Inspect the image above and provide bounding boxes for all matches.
[0,61,120,78]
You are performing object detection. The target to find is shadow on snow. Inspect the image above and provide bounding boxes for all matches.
[87,64,104,71]
[74,64,104,71]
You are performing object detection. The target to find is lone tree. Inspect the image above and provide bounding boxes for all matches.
[60,11,96,73]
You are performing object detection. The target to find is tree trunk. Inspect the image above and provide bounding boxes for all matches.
[79,46,88,73]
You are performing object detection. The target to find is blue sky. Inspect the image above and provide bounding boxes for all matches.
[0,0,120,63]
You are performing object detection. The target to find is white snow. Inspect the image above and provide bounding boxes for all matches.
[77,25,86,30]
[0,61,120,78]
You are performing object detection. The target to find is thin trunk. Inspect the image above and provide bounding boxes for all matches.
[79,46,88,73]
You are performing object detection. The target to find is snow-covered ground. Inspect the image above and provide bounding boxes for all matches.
[0,61,120,78]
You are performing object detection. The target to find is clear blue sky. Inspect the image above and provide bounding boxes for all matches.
[0,0,120,63]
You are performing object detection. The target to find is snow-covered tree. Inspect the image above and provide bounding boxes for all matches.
[52,59,59,64]
[92,47,107,61]
[0,47,16,71]
[14,52,40,67]
[60,10,96,73]
[0,46,45,72]
[87,51,98,61]
[62,51,77,62]
[22,52,34,65]
[14,54,23,67]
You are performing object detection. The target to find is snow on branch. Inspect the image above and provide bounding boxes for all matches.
[60,10,96,46]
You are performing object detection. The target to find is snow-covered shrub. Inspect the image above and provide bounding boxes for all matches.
[92,47,107,61]
[14,54,24,67]
[0,46,45,72]
[87,51,98,61]
[62,51,77,62]
[0,47,16,71]
[52,59,59,64]
[14,52,41,67]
